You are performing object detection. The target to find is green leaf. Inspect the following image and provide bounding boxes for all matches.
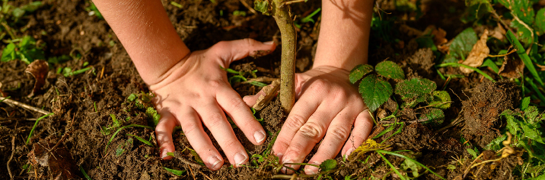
[127,94,137,102]
[524,105,539,123]
[163,167,186,176]
[429,91,451,110]
[12,7,24,18]
[395,78,436,100]
[460,0,493,23]
[375,61,405,80]
[481,59,499,74]
[349,64,374,84]
[359,74,393,112]
[511,19,534,45]
[401,157,421,177]
[419,108,445,125]
[254,0,270,16]
[1,43,17,62]
[499,0,535,24]
[126,133,154,147]
[506,30,543,86]
[445,28,478,63]
[535,8,545,36]
[485,135,507,151]
[21,1,42,12]
[466,148,478,159]
[502,110,521,135]
[521,97,531,111]
[248,81,268,87]
[520,122,544,144]
[319,159,337,171]
[146,107,160,127]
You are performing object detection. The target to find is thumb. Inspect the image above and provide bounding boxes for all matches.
[211,38,276,64]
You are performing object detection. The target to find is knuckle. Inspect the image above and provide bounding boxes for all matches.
[223,139,240,149]
[206,113,225,128]
[181,122,198,135]
[299,121,325,140]
[329,126,350,141]
[207,79,223,88]
[286,114,306,128]
[228,97,246,110]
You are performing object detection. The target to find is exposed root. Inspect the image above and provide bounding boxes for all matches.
[462,132,517,178]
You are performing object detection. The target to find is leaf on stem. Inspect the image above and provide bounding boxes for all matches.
[349,64,374,84]
[359,74,393,112]
[395,78,436,100]
[443,28,478,63]
[375,61,405,80]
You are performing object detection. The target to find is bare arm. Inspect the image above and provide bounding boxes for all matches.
[93,0,190,85]
[314,0,373,70]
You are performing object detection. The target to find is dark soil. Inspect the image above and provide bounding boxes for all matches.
[0,0,526,179]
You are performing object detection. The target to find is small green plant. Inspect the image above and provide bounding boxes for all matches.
[26,112,53,144]
[104,124,153,153]
[221,66,267,87]
[486,106,545,178]
[163,167,185,176]
[114,137,133,157]
[1,35,45,64]
[349,61,404,112]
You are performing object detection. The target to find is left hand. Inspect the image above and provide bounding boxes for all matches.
[244,65,373,174]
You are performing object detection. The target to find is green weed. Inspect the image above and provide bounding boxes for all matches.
[26,112,53,144]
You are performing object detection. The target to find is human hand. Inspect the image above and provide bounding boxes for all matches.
[150,39,276,170]
[244,65,373,174]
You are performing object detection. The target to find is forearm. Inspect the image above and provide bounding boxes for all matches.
[313,0,374,71]
[93,0,190,85]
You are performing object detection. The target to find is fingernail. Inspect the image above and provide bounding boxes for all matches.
[254,131,266,144]
[282,159,293,174]
[345,148,355,159]
[234,152,248,166]
[207,156,222,170]
[305,162,319,175]
[276,153,283,160]
[161,150,168,159]
[264,41,274,45]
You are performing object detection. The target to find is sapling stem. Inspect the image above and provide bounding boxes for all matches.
[272,0,296,113]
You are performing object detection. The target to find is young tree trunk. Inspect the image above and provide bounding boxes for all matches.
[272,0,296,113]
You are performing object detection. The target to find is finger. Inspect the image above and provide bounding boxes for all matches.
[242,88,268,107]
[304,108,356,174]
[280,104,342,173]
[155,110,178,160]
[217,88,266,145]
[341,110,373,158]
[211,38,276,64]
[195,101,249,167]
[271,95,320,159]
[172,108,224,170]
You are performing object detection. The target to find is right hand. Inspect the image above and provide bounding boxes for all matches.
[150,39,276,170]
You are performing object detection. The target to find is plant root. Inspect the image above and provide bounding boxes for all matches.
[462,132,516,178]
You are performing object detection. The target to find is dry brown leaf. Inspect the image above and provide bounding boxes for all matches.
[432,27,448,46]
[25,60,49,97]
[498,55,524,79]
[490,24,506,41]
[460,29,489,73]
[28,140,80,179]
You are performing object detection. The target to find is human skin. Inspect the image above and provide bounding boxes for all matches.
[93,0,274,169]
[93,0,373,174]
[243,0,374,174]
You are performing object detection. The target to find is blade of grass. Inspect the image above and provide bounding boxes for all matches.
[26,113,54,144]
[436,63,495,82]
[372,123,397,139]
[104,124,153,153]
[80,166,92,180]
[506,30,543,86]
[377,151,406,180]
[126,133,154,147]
[381,122,405,144]
[0,96,10,103]
[376,150,446,180]
[525,77,545,104]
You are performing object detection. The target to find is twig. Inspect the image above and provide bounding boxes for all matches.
[1,22,16,39]
[0,118,38,121]
[0,97,52,115]
[239,0,256,14]
[49,113,76,152]
[172,151,202,168]
[271,174,294,179]
[198,171,212,180]
[187,164,196,180]
[7,136,15,180]
[241,77,278,84]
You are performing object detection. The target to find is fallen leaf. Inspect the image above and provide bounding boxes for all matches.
[460,29,489,73]
[28,139,80,179]
[432,27,448,46]
[498,55,524,79]
[490,23,506,41]
[25,60,49,97]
